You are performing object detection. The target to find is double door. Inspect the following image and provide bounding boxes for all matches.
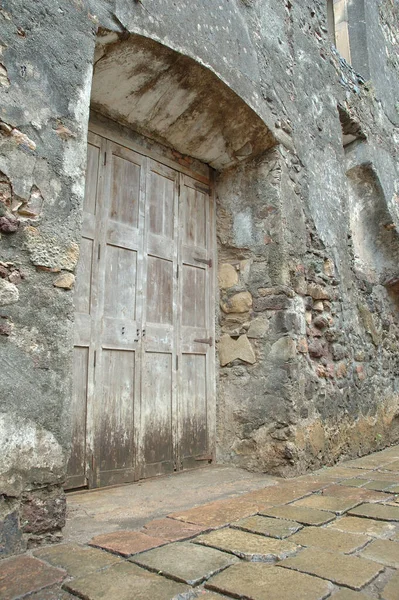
[67,129,215,488]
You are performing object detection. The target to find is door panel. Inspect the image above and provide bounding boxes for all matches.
[69,129,215,489]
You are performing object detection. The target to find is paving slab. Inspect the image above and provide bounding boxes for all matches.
[245,480,325,506]
[23,586,76,600]
[331,590,371,600]
[141,517,206,541]
[279,546,384,590]
[344,455,394,470]
[388,485,399,493]
[168,495,264,528]
[362,481,398,492]
[232,515,302,539]
[327,516,397,538]
[0,555,66,600]
[323,484,391,503]
[64,561,188,600]
[89,530,166,556]
[348,503,399,521]
[339,479,370,488]
[131,541,238,585]
[205,562,333,600]
[321,467,378,480]
[34,543,122,577]
[360,538,399,568]
[290,526,370,554]
[194,527,299,561]
[381,460,399,471]
[291,494,361,515]
[259,504,336,526]
[381,571,399,600]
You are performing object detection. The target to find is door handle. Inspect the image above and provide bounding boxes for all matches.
[194,337,213,346]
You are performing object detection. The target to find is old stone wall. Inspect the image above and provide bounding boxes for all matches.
[0,0,399,554]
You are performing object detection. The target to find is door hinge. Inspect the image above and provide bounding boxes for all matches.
[176,355,178,370]
[103,152,107,166]
[93,350,97,368]
[176,264,179,279]
[97,243,101,260]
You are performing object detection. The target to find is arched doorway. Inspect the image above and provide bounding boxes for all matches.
[67,33,275,489]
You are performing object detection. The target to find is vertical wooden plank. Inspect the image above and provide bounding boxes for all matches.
[66,347,89,488]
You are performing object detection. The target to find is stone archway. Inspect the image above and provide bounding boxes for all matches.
[67,32,278,489]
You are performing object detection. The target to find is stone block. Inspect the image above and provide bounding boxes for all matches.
[253,295,291,311]
[53,273,75,289]
[362,480,397,492]
[291,494,361,515]
[194,527,299,561]
[220,291,252,313]
[89,530,166,557]
[131,541,238,585]
[259,505,336,526]
[232,515,302,539]
[324,484,390,503]
[360,538,399,568]
[218,263,238,289]
[0,510,25,558]
[0,279,19,306]
[290,525,369,553]
[247,317,269,338]
[280,546,384,590]
[348,503,399,521]
[218,334,256,366]
[64,561,188,600]
[34,543,122,577]
[307,283,330,300]
[331,590,370,600]
[0,555,66,600]
[27,585,76,599]
[206,563,333,600]
[269,337,296,363]
[21,490,66,534]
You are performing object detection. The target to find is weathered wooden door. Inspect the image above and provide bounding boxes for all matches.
[67,127,215,489]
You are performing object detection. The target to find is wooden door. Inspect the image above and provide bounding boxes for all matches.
[68,127,215,489]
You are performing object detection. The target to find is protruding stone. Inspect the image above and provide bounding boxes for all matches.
[0,278,19,306]
[53,272,75,290]
[324,258,335,277]
[269,337,296,363]
[218,263,238,289]
[218,334,256,366]
[313,301,324,312]
[220,291,252,313]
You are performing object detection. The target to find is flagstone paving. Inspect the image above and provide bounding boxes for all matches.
[2,444,399,600]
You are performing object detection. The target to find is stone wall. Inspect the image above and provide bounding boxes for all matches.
[0,0,399,554]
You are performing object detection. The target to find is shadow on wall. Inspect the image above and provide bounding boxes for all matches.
[346,163,399,301]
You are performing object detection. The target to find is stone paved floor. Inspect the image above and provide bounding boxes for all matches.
[1,446,399,600]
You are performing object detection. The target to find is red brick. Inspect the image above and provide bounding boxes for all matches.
[0,555,65,600]
[89,530,166,557]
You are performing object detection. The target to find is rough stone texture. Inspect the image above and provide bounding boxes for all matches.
[64,561,189,600]
[290,526,369,554]
[327,516,397,538]
[218,263,239,289]
[131,541,238,585]
[381,571,399,600]
[0,555,66,600]
[280,546,384,590]
[89,531,166,557]
[194,527,299,561]
[2,0,399,555]
[331,592,371,600]
[232,515,302,539]
[34,543,122,577]
[52,273,75,290]
[206,562,333,600]
[360,538,399,568]
[348,504,399,521]
[259,505,336,526]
